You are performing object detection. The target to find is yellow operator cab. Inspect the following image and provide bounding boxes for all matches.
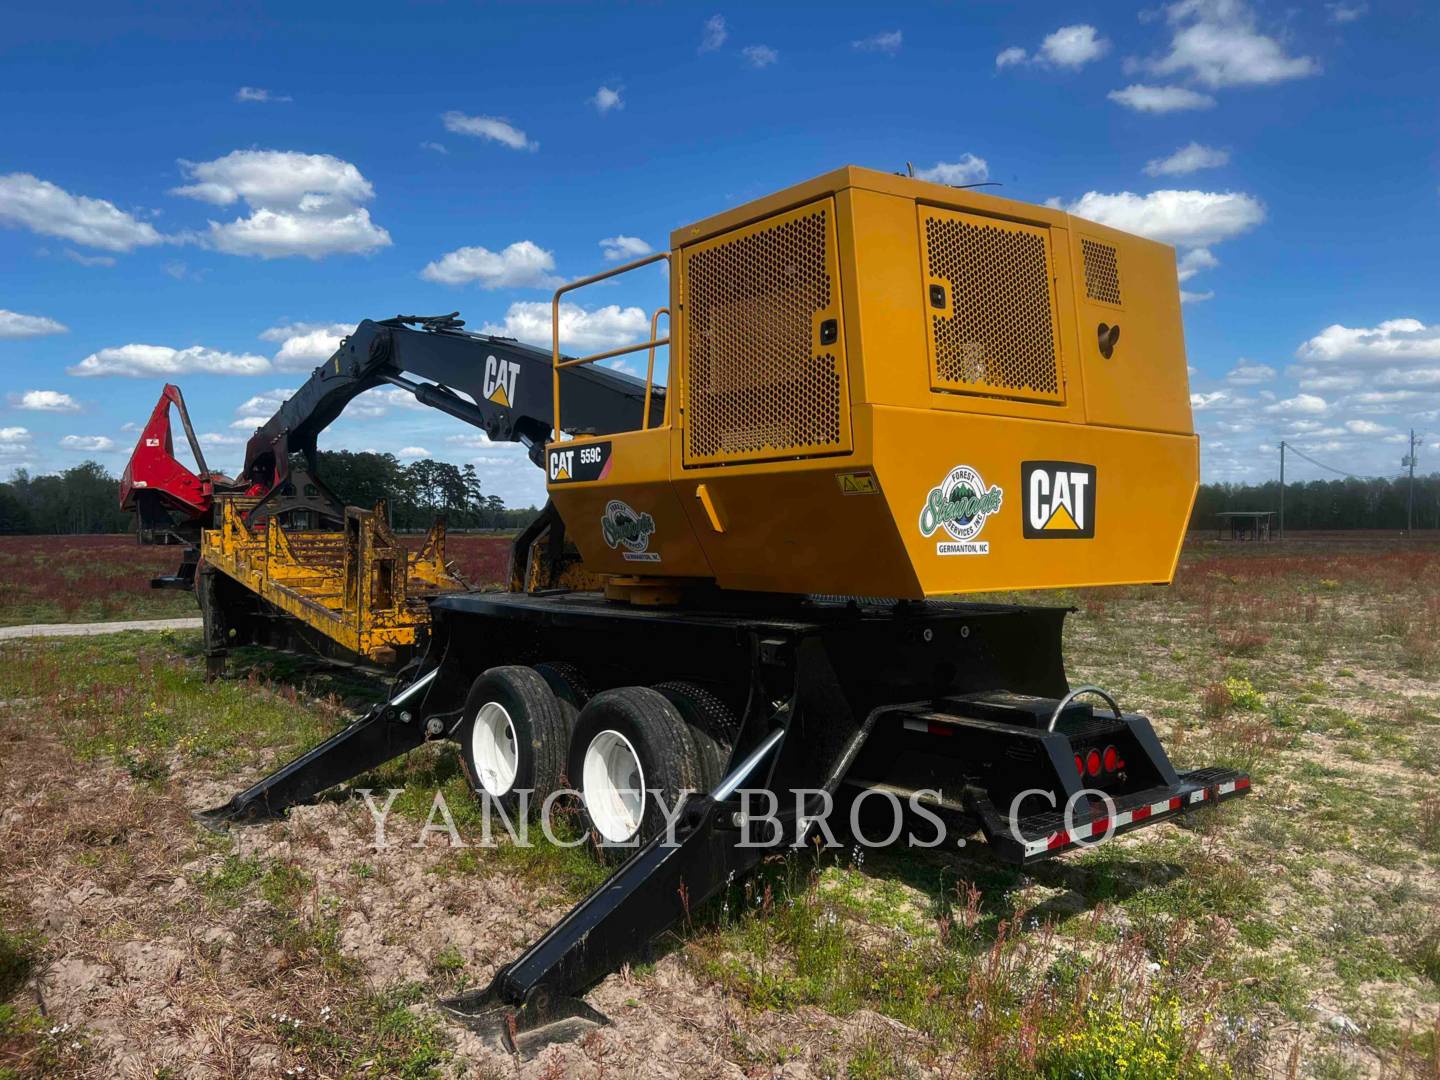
[544,165,1197,599]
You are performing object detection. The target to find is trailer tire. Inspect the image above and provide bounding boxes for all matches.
[534,661,591,716]
[458,666,568,817]
[570,687,704,858]
[653,681,738,791]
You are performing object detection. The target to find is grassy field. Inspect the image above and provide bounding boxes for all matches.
[0,533,512,626]
[0,534,1437,1078]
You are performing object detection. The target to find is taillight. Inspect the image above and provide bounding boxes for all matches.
[1103,745,1119,772]
[1074,754,1084,777]
[1086,750,1102,777]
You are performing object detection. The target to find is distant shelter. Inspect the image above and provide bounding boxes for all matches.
[1215,510,1276,541]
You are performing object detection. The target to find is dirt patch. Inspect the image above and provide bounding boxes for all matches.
[0,718,917,1078]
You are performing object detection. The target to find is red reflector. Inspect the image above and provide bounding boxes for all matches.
[1047,831,1069,850]
[1086,750,1102,777]
[1133,805,1152,822]
[1168,797,1182,811]
[1236,777,1251,790]
[1074,754,1084,776]
[927,722,954,737]
[1103,745,1118,772]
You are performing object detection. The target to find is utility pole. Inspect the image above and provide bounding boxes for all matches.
[1278,440,1285,540]
[1402,429,1419,534]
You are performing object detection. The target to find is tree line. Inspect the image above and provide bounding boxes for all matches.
[310,451,539,531]
[4,457,1435,536]
[1192,474,1440,532]
[0,453,540,535]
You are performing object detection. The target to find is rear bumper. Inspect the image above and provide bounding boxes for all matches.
[977,766,1251,864]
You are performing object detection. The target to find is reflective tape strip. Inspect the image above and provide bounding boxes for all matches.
[1020,781,1248,857]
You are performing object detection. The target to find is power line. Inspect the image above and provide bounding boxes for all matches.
[1282,442,1402,481]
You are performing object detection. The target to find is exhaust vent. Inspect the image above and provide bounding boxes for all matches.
[920,207,1065,405]
[1080,237,1122,307]
[682,198,851,466]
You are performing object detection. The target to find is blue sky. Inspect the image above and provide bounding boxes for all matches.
[3,0,1438,508]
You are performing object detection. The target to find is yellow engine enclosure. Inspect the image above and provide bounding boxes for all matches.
[547,166,1197,599]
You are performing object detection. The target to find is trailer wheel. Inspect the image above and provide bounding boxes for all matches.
[570,687,704,853]
[458,666,568,815]
[653,681,739,791]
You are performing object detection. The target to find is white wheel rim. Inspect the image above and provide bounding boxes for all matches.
[471,701,519,796]
[582,729,646,843]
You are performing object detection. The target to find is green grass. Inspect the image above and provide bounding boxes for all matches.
[262,983,454,1079]
[3,535,1439,1077]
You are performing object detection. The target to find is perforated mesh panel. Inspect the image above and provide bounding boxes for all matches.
[920,208,1064,405]
[1080,237,1122,306]
[682,199,850,466]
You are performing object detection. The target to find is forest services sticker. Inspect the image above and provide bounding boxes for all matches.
[918,465,1003,556]
[601,499,660,562]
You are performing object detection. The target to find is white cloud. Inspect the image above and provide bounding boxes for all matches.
[1345,419,1390,434]
[62,249,116,267]
[173,150,372,209]
[481,301,649,354]
[421,240,560,288]
[61,435,114,452]
[742,45,779,68]
[600,235,653,262]
[0,427,31,446]
[1290,368,1361,393]
[0,173,164,252]
[997,25,1107,70]
[199,431,245,447]
[591,86,624,113]
[69,343,270,378]
[1264,393,1329,415]
[1326,2,1367,23]
[442,111,537,151]
[1108,84,1216,113]
[1147,0,1317,89]
[1296,319,1440,367]
[852,30,902,55]
[420,141,449,155]
[1225,360,1274,385]
[1181,289,1215,304]
[12,390,80,412]
[235,86,291,103]
[1191,389,1259,411]
[236,388,296,416]
[915,155,989,186]
[1059,189,1264,249]
[995,46,1028,69]
[201,208,390,259]
[0,310,68,339]
[699,14,728,52]
[172,150,391,259]
[264,322,353,371]
[1040,25,1108,67]
[1177,247,1220,280]
[1145,142,1230,177]
[398,446,431,458]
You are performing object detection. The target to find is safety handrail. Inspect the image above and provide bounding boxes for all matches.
[643,306,669,430]
[551,251,671,437]
[1046,685,1123,733]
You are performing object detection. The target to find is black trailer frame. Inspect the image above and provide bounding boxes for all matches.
[198,590,1249,1057]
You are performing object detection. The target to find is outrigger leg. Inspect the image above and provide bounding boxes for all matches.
[195,668,440,827]
[439,726,797,1058]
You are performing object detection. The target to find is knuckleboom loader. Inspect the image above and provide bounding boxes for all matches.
[123,167,1248,1057]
